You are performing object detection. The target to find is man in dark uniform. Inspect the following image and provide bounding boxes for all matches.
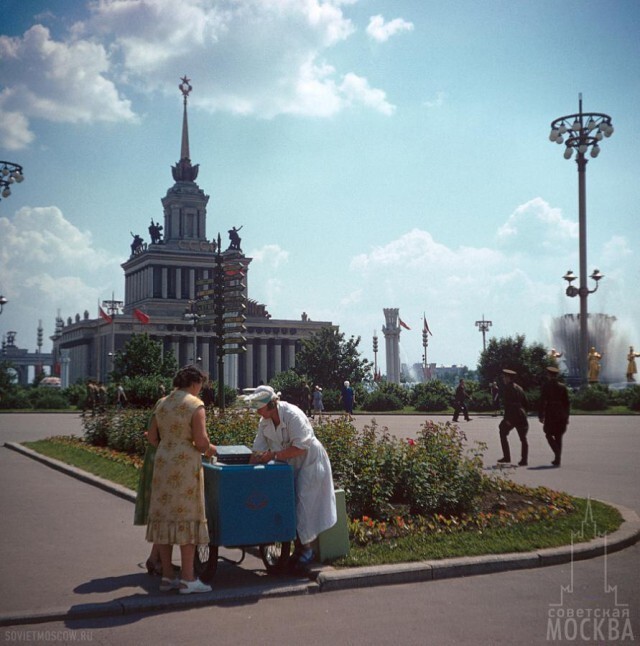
[497,369,529,466]
[538,366,570,466]
[452,378,471,422]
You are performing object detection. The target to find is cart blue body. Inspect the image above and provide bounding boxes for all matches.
[197,459,297,580]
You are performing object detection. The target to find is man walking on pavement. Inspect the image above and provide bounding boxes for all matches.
[452,378,471,422]
[538,366,570,466]
[497,369,529,466]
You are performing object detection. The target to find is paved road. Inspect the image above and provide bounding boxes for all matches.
[0,412,638,645]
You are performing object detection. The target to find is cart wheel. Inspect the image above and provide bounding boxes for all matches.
[259,541,292,574]
[195,543,219,583]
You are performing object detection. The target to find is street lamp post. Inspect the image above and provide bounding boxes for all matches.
[475,314,492,352]
[0,295,7,315]
[102,297,123,375]
[184,299,202,364]
[372,331,378,381]
[549,94,613,386]
[0,161,25,201]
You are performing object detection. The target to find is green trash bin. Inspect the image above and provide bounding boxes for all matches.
[313,488,349,562]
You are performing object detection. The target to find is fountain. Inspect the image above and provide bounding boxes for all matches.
[550,313,629,385]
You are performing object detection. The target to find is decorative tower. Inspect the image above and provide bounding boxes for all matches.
[382,308,401,384]
[161,76,209,246]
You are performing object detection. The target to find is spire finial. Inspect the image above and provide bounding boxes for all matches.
[171,75,199,182]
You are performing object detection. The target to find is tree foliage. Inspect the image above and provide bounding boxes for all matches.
[293,327,372,391]
[111,334,177,381]
[477,335,554,391]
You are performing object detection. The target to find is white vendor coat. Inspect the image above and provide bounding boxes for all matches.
[252,401,337,545]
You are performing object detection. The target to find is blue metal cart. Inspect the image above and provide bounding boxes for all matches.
[196,459,297,582]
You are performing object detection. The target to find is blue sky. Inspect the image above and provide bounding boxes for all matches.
[1,0,639,378]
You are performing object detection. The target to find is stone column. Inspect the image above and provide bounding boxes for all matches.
[274,341,282,375]
[383,308,401,384]
[286,341,296,371]
[259,340,268,384]
[245,341,254,388]
[201,339,210,374]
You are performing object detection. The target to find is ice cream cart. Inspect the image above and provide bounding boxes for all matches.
[196,451,297,582]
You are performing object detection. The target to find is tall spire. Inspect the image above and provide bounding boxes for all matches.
[171,76,199,182]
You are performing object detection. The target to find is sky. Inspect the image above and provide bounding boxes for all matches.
[1,0,639,379]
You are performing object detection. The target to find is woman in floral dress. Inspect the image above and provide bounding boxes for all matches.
[146,365,217,594]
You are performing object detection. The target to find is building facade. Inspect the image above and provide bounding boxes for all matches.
[51,79,333,388]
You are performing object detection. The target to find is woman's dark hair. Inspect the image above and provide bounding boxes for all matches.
[173,365,208,389]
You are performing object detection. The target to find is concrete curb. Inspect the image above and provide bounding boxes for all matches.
[3,441,639,626]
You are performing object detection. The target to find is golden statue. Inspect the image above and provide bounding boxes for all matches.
[549,348,563,359]
[587,346,603,383]
[627,346,640,382]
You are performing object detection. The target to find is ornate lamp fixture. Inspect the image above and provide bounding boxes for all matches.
[549,94,613,386]
[1,161,25,200]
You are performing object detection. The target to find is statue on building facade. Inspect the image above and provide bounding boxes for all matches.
[130,232,145,256]
[148,219,164,245]
[228,225,243,251]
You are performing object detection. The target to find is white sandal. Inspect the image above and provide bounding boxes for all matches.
[179,578,212,595]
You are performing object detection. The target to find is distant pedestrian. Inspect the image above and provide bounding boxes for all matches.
[452,379,470,422]
[312,386,324,417]
[538,366,570,467]
[342,380,354,415]
[497,369,529,466]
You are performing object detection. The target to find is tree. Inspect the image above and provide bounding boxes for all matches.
[111,334,177,381]
[477,335,554,391]
[294,327,372,391]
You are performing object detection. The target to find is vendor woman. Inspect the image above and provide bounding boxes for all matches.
[243,385,337,565]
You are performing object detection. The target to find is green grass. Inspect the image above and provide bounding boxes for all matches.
[23,438,140,490]
[22,438,624,568]
[337,498,621,567]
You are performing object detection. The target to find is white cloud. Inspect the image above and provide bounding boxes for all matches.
[0,25,136,149]
[248,243,290,269]
[0,0,394,148]
[496,197,577,253]
[0,207,121,321]
[366,15,414,42]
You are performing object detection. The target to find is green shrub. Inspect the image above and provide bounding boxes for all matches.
[468,390,493,412]
[83,412,112,447]
[63,384,89,408]
[619,385,640,411]
[82,407,487,522]
[315,417,485,520]
[29,389,70,410]
[363,391,404,411]
[321,388,342,411]
[571,384,609,411]
[207,409,258,447]
[268,370,307,408]
[114,376,172,408]
[0,388,32,409]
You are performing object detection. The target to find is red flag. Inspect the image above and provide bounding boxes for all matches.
[399,317,411,330]
[133,308,150,324]
[423,315,433,336]
[99,307,113,324]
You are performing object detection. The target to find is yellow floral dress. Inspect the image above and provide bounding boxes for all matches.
[145,390,209,546]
